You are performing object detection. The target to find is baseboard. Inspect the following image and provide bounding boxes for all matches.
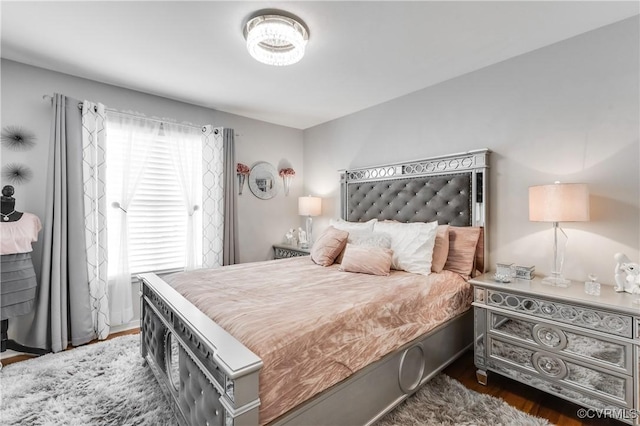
[110,319,141,334]
[1,349,22,360]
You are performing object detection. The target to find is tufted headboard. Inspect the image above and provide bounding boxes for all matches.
[340,149,490,272]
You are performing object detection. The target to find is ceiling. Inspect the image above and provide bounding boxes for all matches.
[2,1,638,130]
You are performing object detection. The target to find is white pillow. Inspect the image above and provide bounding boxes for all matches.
[347,230,392,248]
[329,218,377,233]
[373,220,439,275]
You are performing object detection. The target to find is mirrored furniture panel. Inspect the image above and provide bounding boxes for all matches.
[273,244,310,259]
[471,274,640,425]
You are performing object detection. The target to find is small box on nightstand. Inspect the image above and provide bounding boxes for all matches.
[515,265,535,280]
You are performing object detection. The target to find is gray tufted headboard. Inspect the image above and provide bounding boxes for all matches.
[340,149,490,271]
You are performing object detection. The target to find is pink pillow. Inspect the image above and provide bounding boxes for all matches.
[339,244,393,276]
[443,226,481,277]
[311,226,349,266]
[431,225,450,273]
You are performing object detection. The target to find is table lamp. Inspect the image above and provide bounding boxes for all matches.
[298,196,322,249]
[529,182,589,287]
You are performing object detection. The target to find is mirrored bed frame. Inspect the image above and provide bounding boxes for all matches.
[138,148,490,426]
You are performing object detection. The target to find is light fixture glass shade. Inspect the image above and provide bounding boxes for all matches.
[528,182,589,287]
[245,15,308,66]
[298,196,322,217]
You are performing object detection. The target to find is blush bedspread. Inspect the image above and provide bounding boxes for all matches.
[165,257,472,425]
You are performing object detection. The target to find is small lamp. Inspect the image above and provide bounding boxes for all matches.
[298,196,322,249]
[529,182,590,287]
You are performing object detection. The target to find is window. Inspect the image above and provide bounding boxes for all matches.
[105,114,202,276]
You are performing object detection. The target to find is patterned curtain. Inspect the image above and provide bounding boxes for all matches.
[81,101,110,340]
[201,126,225,268]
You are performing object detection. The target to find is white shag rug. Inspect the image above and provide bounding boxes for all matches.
[0,335,552,426]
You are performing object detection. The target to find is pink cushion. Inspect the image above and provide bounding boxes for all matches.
[431,225,450,273]
[339,244,393,276]
[311,226,349,266]
[443,226,481,277]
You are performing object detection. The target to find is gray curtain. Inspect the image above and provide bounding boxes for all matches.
[17,94,94,352]
[222,128,238,265]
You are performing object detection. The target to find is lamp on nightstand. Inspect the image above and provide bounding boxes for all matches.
[298,195,322,249]
[529,182,589,287]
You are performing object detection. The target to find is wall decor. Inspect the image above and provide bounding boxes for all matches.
[248,161,279,200]
[1,163,34,185]
[1,126,37,151]
[236,163,250,195]
[279,167,295,196]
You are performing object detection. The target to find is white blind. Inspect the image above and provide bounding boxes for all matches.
[106,120,201,276]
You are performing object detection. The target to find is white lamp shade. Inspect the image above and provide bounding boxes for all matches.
[298,196,322,216]
[529,183,590,222]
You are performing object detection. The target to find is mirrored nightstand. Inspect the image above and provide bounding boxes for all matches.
[471,273,640,424]
[273,244,311,259]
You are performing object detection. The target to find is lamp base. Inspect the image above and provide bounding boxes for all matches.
[541,274,571,287]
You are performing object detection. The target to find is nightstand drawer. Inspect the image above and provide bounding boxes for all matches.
[486,289,633,339]
[488,335,633,408]
[489,361,633,423]
[489,312,632,375]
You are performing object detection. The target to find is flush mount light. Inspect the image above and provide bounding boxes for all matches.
[244,14,309,66]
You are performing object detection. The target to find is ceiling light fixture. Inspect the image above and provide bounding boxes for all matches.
[244,14,309,66]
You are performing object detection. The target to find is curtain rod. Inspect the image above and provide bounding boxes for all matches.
[42,94,205,132]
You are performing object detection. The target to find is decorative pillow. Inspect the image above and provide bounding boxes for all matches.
[444,226,482,277]
[373,220,439,275]
[310,226,349,266]
[339,244,393,276]
[335,230,391,264]
[329,218,377,233]
[347,230,392,248]
[431,225,450,273]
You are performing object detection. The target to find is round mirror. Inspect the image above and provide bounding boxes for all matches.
[249,162,279,200]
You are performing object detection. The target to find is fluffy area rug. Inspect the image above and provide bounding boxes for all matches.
[1,335,551,425]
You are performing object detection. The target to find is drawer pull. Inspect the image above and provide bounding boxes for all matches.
[540,303,557,315]
[532,352,568,380]
[532,324,567,350]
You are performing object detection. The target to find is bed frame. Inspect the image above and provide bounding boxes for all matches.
[139,148,490,426]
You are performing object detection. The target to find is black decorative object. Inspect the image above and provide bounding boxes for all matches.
[1,126,37,151]
[2,163,33,185]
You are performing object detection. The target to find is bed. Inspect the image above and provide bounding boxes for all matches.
[138,148,490,426]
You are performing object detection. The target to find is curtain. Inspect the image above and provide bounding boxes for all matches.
[16,94,94,352]
[105,113,157,325]
[81,101,110,340]
[164,123,203,271]
[222,128,238,265]
[201,126,225,268]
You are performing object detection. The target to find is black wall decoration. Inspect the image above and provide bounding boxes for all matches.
[1,126,37,151]
[2,163,34,185]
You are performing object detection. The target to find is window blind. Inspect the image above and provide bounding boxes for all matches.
[106,121,202,276]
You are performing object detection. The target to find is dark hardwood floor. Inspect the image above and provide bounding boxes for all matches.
[444,350,626,426]
[2,332,629,426]
[1,328,140,367]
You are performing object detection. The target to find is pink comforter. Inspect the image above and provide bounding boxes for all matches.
[165,257,472,425]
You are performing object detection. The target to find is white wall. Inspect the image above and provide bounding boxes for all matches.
[303,17,640,285]
[1,59,304,324]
